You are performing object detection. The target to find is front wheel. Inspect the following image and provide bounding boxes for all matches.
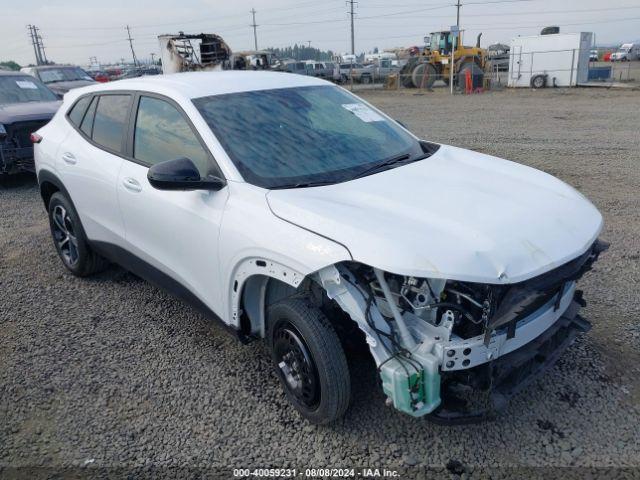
[267,298,351,424]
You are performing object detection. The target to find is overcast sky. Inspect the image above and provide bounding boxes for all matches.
[2,0,639,66]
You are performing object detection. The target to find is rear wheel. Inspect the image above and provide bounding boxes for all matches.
[267,298,350,424]
[48,192,109,276]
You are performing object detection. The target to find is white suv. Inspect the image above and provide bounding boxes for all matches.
[34,71,606,424]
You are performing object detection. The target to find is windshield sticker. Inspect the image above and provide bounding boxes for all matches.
[16,80,38,90]
[342,103,384,122]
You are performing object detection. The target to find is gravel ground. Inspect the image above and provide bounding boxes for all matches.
[1,88,639,479]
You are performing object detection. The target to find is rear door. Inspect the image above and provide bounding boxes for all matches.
[116,93,229,313]
[58,92,132,244]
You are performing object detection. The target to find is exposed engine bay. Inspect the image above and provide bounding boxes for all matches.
[316,239,608,423]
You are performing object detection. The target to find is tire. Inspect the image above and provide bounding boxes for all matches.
[267,297,351,424]
[47,192,109,277]
[411,63,437,88]
[530,74,547,89]
[458,61,484,89]
[361,74,371,84]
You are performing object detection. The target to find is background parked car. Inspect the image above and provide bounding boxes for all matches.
[610,43,639,61]
[88,70,110,83]
[304,61,337,80]
[282,61,308,75]
[0,71,60,175]
[337,63,371,83]
[20,65,96,97]
[362,58,401,81]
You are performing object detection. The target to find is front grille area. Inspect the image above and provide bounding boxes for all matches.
[0,120,48,173]
[484,239,607,343]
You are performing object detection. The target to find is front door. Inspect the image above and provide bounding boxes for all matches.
[116,94,229,315]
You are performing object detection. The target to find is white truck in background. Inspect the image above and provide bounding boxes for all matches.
[611,43,640,61]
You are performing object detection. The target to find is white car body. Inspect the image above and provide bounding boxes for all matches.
[34,71,605,422]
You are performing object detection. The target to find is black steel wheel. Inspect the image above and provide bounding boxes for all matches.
[47,192,109,276]
[267,298,350,424]
[273,322,320,409]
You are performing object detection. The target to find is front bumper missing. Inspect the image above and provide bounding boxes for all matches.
[439,281,577,372]
[427,296,590,425]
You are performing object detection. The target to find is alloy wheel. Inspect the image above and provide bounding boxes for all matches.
[52,205,79,267]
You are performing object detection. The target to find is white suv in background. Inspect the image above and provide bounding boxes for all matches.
[34,71,606,424]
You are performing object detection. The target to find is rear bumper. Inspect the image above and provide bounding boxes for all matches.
[428,295,590,425]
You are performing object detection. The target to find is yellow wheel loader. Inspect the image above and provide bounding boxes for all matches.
[401,31,486,89]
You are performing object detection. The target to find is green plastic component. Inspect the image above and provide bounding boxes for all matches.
[380,349,441,417]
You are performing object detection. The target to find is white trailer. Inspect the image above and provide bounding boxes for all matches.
[508,32,593,88]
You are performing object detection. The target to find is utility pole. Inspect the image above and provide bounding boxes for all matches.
[125,25,139,68]
[27,25,42,65]
[347,0,356,55]
[250,9,258,51]
[455,0,461,28]
[35,27,47,64]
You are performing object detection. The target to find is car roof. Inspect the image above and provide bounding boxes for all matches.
[0,70,29,77]
[26,65,80,70]
[66,70,330,101]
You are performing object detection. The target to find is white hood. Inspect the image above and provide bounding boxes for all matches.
[266,145,603,284]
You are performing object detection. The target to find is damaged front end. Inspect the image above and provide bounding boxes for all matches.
[316,239,608,423]
[1,120,49,174]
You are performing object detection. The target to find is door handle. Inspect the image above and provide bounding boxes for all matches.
[61,152,77,165]
[122,177,142,193]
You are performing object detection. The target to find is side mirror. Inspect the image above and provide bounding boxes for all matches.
[147,157,225,191]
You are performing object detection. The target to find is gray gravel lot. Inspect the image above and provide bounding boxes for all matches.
[1,87,639,478]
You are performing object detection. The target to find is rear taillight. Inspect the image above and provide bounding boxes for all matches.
[30,133,43,144]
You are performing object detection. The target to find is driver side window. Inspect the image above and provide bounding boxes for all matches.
[133,96,212,176]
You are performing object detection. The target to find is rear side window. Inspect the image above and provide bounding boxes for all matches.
[91,95,131,153]
[68,96,92,127]
[80,97,98,136]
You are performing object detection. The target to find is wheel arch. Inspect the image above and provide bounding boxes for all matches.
[230,257,307,337]
[38,169,72,211]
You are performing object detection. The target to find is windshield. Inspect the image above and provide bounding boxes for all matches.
[0,76,58,104]
[38,67,93,84]
[194,85,423,188]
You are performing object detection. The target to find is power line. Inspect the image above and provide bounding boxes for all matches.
[251,8,259,50]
